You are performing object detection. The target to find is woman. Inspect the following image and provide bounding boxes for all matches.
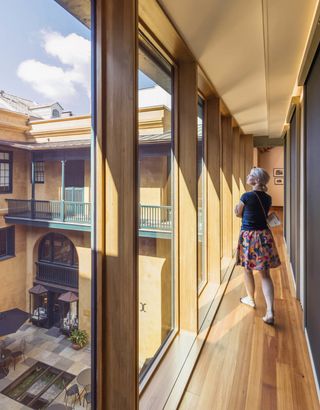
[234,167,281,324]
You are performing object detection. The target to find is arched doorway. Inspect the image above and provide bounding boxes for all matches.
[33,233,79,329]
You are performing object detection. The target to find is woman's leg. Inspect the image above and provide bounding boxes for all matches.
[240,269,256,307]
[244,268,255,300]
[259,269,275,321]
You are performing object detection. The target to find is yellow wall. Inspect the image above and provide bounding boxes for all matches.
[140,156,169,206]
[138,106,171,136]
[138,237,172,369]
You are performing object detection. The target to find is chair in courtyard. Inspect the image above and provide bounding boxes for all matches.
[64,383,81,409]
[0,339,8,354]
[0,356,12,377]
[82,384,91,409]
[11,337,26,370]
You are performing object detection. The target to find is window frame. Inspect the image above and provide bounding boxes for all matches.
[0,225,15,260]
[0,150,13,194]
[197,95,208,294]
[33,161,45,184]
[138,34,178,384]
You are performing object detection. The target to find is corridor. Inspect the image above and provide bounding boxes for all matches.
[180,213,319,410]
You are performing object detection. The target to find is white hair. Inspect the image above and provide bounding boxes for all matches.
[251,167,270,191]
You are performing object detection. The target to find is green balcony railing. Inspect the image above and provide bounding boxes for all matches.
[139,204,172,231]
[6,199,91,225]
[7,200,174,232]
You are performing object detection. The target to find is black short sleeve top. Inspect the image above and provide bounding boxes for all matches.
[240,191,272,231]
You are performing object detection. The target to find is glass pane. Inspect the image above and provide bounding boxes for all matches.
[0,2,93,408]
[40,237,52,261]
[197,97,206,288]
[53,236,73,266]
[138,45,174,377]
[0,152,9,160]
[0,163,9,187]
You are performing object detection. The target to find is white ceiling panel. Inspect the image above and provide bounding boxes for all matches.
[159,0,318,137]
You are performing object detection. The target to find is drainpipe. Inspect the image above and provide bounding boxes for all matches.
[31,159,35,219]
[61,160,66,221]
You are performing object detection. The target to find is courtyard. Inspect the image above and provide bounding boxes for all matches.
[0,323,91,409]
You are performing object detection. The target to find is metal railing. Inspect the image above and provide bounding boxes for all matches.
[36,261,78,288]
[6,199,91,225]
[139,204,172,231]
[7,200,173,231]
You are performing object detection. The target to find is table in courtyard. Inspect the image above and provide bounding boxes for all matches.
[77,367,91,388]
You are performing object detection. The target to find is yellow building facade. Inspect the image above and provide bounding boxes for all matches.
[0,103,172,366]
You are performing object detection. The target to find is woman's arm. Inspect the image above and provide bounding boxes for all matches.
[234,200,245,218]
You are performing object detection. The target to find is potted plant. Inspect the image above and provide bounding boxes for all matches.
[69,329,89,350]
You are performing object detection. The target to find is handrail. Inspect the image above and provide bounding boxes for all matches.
[6,200,175,232]
[6,199,91,225]
[139,204,172,231]
[36,261,78,288]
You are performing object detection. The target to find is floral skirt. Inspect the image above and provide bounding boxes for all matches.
[236,229,281,270]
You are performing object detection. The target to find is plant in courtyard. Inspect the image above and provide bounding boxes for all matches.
[69,329,89,349]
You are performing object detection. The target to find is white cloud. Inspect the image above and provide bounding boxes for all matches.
[17,31,90,102]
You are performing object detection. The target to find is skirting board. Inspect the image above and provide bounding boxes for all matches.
[305,328,320,403]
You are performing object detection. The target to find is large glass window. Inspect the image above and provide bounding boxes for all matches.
[197,97,206,290]
[0,2,93,408]
[138,43,175,378]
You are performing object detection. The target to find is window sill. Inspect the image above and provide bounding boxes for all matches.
[139,258,236,410]
[0,254,15,262]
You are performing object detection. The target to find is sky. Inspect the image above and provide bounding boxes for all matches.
[0,0,159,115]
[0,0,91,115]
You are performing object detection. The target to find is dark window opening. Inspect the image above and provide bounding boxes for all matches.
[0,226,15,259]
[39,233,78,267]
[31,161,45,183]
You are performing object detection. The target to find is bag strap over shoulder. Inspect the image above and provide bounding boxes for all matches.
[253,191,268,221]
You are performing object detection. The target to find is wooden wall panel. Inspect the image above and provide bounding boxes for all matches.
[221,116,233,260]
[207,96,221,284]
[179,61,198,332]
[232,127,240,251]
[95,0,138,408]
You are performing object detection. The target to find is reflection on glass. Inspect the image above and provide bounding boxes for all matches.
[138,45,174,377]
[197,97,206,289]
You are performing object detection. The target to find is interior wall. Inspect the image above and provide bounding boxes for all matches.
[258,146,284,206]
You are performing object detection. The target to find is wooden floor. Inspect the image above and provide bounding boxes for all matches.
[180,218,320,410]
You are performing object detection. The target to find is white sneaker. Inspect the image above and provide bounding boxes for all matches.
[240,296,256,308]
[263,311,274,325]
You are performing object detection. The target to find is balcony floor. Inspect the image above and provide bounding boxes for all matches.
[180,219,320,410]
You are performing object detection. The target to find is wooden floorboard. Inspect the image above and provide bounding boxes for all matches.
[180,213,320,410]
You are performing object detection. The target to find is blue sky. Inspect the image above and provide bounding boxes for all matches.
[0,0,91,114]
[0,0,156,115]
